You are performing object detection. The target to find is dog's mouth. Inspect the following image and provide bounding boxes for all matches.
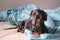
[33,15,42,27]
[35,19,40,27]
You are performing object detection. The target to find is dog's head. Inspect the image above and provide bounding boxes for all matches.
[36,9,47,21]
[30,9,47,36]
[30,9,47,26]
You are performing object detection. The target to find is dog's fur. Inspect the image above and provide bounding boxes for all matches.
[17,9,48,36]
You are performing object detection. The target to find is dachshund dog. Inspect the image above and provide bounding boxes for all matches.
[4,9,48,37]
[17,9,48,37]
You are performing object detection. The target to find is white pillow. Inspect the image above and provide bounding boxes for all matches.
[44,9,60,21]
[44,15,55,30]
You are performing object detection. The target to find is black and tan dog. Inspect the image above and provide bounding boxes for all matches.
[17,9,48,37]
[5,9,48,37]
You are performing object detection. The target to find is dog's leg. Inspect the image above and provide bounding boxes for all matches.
[32,28,40,37]
[17,21,25,33]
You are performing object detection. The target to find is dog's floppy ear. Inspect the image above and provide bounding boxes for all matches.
[30,10,36,16]
[41,10,47,21]
[30,10,33,16]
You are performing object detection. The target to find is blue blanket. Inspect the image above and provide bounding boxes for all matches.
[0,4,60,40]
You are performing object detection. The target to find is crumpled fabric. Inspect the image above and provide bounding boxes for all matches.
[0,4,38,25]
[0,4,60,40]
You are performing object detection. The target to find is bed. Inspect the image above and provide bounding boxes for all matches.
[0,4,60,40]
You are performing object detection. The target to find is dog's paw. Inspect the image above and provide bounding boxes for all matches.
[33,31,40,37]
[17,28,24,33]
[32,30,40,37]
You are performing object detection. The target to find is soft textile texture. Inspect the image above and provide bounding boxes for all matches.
[0,4,38,25]
[44,15,55,33]
[0,4,60,40]
[44,7,60,22]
